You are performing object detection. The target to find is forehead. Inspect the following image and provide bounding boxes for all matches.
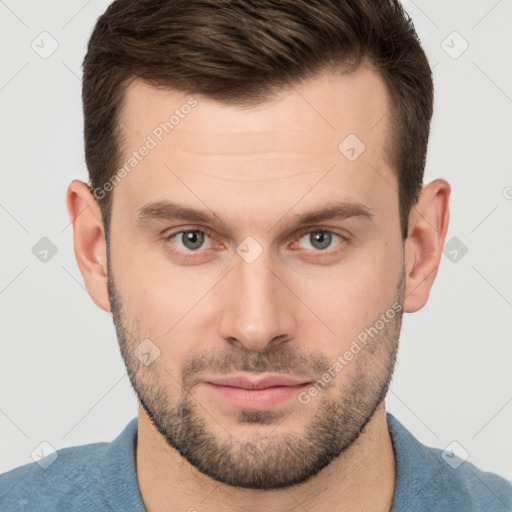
[120,66,392,155]
[113,67,397,232]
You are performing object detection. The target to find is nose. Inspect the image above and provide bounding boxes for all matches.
[217,246,298,352]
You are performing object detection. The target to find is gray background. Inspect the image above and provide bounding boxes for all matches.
[1,0,511,481]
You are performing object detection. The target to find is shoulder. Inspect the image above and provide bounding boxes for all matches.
[424,443,512,511]
[0,418,140,512]
[0,440,110,511]
[387,412,512,512]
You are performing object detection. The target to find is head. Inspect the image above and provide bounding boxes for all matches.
[68,0,450,490]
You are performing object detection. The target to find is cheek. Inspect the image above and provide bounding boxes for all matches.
[111,242,220,367]
[109,236,174,338]
[293,240,402,352]
[122,270,205,336]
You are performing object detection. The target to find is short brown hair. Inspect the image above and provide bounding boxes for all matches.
[82,0,433,240]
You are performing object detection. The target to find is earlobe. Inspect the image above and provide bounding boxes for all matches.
[66,180,111,312]
[403,179,451,313]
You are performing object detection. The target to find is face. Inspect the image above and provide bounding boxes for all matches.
[107,67,406,489]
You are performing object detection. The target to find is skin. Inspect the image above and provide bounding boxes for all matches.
[66,66,450,511]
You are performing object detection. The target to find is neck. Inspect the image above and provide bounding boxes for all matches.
[135,402,396,512]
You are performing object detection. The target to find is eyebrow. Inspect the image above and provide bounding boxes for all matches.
[136,199,373,232]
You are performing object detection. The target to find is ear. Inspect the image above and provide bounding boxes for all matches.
[403,178,451,313]
[66,180,111,312]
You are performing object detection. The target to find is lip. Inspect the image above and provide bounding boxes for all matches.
[204,374,311,389]
[201,373,313,410]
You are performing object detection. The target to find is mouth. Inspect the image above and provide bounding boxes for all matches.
[201,373,313,410]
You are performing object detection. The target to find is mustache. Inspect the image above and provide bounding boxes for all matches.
[180,344,332,391]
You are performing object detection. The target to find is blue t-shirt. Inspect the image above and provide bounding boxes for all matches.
[1,413,510,511]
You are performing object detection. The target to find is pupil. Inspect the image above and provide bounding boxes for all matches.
[311,231,331,250]
[183,231,204,250]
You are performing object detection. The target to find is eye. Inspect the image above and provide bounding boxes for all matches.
[295,229,346,253]
[167,229,214,252]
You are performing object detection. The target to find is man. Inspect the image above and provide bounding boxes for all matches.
[1,0,510,510]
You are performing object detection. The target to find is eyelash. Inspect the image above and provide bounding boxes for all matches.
[164,227,348,261]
